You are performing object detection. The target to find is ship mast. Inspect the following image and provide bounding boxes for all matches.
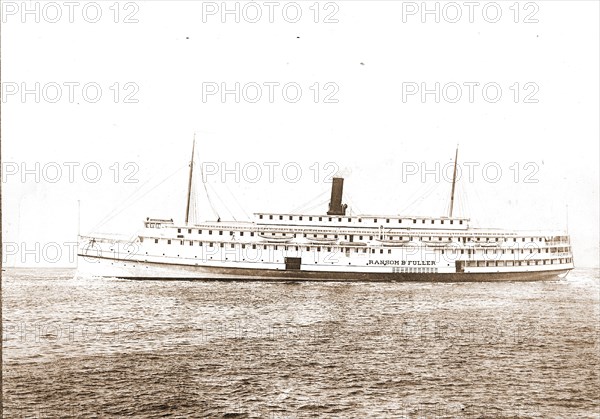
[449,145,459,218]
[185,134,196,225]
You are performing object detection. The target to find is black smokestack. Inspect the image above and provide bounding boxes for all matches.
[327,177,347,216]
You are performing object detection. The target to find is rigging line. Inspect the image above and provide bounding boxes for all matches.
[223,182,251,221]
[91,169,165,231]
[461,182,476,226]
[398,181,439,215]
[400,181,441,215]
[344,193,362,215]
[90,164,187,233]
[92,162,185,230]
[92,165,185,234]
[301,198,331,214]
[398,172,447,214]
[289,189,330,214]
[398,183,431,214]
[207,182,235,221]
[199,164,221,221]
[190,185,198,225]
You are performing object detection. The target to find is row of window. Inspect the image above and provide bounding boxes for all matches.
[466,258,572,267]
[170,228,569,245]
[144,237,571,255]
[258,214,465,225]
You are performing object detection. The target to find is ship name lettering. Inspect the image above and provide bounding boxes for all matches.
[367,260,436,266]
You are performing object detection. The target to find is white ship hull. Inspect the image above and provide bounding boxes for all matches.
[77,253,572,282]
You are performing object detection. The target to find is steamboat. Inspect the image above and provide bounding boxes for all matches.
[77,143,574,281]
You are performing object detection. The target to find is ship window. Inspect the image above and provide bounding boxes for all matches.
[289,216,293,220]
[328,217,332,222]
[220,243,224,248]
[189,241,193,246]
[338,218,342,222]
[188,229,192,234]
[167,240,171,244]
[299,216,303,221]
[309,217,313,221]
[177,228,181,233]
[269,215,273,220]
[238,232,243,236]
[358,218,362,222]
[422,219,425,223]
[359,236,363,240]
[259,215,263,219]
[154,239,158,244]
[242,244,246,249]
[327,247,331,252]
[388,249,391,254]
[231,244,235,248]
[374,218,377,223]
[198,230,202,234]
[413,219,416,224]
[369,236,373,240]
[250,232,254,237]
[386,219,390,223]
[209,243,213,247]
[335,235,338,239]
[380,249,383,254]
[209,230,213,235]
[319,217,322,221]
[317,247,321,251]
[371,249,375,253]
[279,215,283,220]
[450,220,454,225]
[441,220,444,224]
[219,231,223,235]
[459,220,463,224]
[431,220,434,224]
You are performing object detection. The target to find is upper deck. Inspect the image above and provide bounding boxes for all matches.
[254,212,470,230]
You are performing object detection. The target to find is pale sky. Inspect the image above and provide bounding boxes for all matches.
[2,1,599,267]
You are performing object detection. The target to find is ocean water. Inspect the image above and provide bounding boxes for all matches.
[2,268,599,418]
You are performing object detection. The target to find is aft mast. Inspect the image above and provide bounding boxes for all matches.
[449,145,459,218]
[185,134,196,225]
